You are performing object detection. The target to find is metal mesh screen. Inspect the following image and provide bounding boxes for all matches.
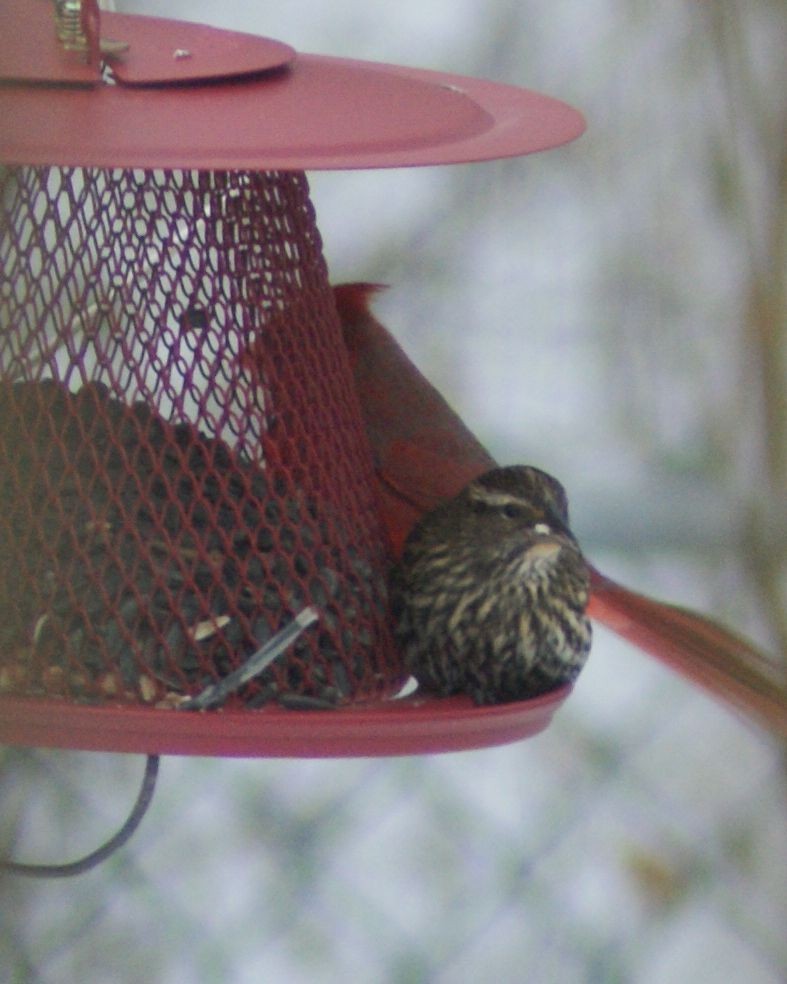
[0,165,399,709]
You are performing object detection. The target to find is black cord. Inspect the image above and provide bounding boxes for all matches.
[1,754,160,878]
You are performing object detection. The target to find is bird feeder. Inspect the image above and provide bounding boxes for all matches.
[0,1,585,756]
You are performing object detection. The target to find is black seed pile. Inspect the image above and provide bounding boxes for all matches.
[0,380,389,708]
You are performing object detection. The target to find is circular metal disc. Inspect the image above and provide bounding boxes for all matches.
[1,52,584,170]
[0,687,571,757]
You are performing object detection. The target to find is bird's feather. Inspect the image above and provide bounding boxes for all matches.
[334,282,787,734]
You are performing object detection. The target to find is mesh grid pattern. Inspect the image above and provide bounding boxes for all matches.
[0,165,398,708]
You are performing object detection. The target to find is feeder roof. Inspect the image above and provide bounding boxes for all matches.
[0,4,585,171]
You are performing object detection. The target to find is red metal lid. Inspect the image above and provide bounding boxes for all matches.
[0,0,99,85]
[0,1,295,85]
[0,6,584,170]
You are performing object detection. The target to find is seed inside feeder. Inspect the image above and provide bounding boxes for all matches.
[0,380,387,708]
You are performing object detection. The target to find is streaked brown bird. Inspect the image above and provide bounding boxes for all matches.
[391,464,592,704]
[334,282,787,734]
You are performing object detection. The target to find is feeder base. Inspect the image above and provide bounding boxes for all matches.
[0,688,571,757]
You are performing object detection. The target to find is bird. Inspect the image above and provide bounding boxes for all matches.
[334,282,787,733]
[334,281,494,557]
[390,464,592,704]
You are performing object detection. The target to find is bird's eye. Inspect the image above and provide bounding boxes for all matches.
[502,504,521,519]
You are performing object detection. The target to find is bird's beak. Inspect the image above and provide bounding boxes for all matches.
[523,538,562,564]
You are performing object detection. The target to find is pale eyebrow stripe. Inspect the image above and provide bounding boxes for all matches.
[469,489,529,509]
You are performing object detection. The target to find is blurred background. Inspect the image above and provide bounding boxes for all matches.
[1,1,785,981]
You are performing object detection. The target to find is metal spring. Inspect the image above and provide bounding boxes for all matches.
[53,0,88,52]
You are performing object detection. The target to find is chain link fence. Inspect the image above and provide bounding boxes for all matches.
[2,1,785,982]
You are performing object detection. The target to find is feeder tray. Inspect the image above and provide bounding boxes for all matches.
[0,2,584,757]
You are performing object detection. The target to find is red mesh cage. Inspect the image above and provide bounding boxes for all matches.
[0,165,400,713]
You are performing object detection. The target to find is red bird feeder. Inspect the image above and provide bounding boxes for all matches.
[0,1,585,756]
